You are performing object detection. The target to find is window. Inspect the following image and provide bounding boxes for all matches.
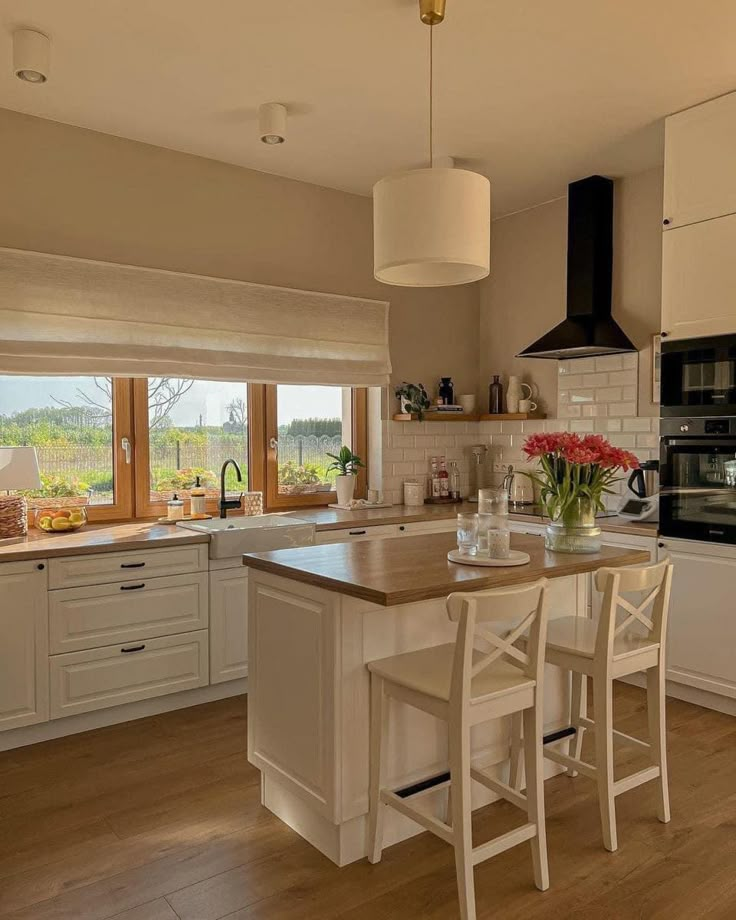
[133,378,249,518]
[0,375,366,521]
[0,375,133,521]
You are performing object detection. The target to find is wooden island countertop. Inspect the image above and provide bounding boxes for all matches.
[243,531,650,607]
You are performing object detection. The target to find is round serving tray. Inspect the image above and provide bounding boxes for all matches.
[447,549,531,567]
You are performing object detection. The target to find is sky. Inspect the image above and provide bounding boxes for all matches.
[0,377,344,426]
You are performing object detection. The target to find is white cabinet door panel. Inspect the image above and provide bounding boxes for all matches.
[49,544,207,589]
[657,542,736,698]
[664,92,736,229]
[0,560,49,731]
[662,214,736,341]
[210,569,248,684]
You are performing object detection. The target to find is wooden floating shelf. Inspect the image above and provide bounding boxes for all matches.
[392,412,546,422]
[478,413,547,421]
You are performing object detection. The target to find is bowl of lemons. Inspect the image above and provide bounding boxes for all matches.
[35,507,88,533]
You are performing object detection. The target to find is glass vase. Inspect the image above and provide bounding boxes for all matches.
[544,496,601,554]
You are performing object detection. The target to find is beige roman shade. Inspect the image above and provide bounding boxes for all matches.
[0,247,391,386]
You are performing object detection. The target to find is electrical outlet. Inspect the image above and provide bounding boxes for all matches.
[493,462,512,473]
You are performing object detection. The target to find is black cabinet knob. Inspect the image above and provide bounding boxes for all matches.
[663,218,671,226]
[36,563,45,570]
[661,331,669,338]
[658,542,665,548]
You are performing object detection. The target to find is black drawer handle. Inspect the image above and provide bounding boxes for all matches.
[120,583,145,591]
[349,530,367,536]
[120,562,146,569]
[121,644,145,654]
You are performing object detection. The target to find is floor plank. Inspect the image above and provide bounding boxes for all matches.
[0,687,733,920]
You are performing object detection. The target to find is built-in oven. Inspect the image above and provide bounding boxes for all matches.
[659,416,736,544]
[661,334,736,417]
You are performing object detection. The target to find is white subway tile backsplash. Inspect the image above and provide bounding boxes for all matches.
[609,434,637,449]
[595,355,624,372]
[546,419,569,431]
[413,435,437,447]
[558,374,584,389]
[521,420,546,433]
[558,405,582,418]
[623,386,638,401]
[570,419,595,432]
[608,402,637,417]
[623,418,653,432]
[478,421,503,434]
[383,448,404,462]
[392,461,416,475]
[583,373,606,387]
[401,448,425,461]
[622,352,638,370]
[607,370,637,386]
[392,435,415,448]
[595,418,622,432]
[501,421,524,433]
[636,433,658,449]
[582,404,608,417]
[595,387,623,403]
[568,389,595,403]
[566,357,596,373]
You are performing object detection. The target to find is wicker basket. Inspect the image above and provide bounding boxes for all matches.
[0,495,28,540]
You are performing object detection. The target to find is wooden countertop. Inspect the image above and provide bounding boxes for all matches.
[0,521,208,563]
[284,503,659,539]
[243,532,651,607]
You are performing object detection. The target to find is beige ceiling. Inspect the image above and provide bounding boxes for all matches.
[1,0,736,215]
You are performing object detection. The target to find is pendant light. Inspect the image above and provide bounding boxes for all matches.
[373,0,490,287]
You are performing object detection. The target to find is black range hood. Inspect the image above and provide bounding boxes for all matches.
[517,175,636,360]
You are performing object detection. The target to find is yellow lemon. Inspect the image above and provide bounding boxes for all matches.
[51,518,72,531]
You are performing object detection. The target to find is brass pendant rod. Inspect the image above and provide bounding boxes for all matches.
[429,23,433,168]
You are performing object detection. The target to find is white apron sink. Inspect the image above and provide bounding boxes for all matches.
[177,515,315,560]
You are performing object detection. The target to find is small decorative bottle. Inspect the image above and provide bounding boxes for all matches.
[430,457,442,499]
[449,460,461,501]
[438,457,450,498]
[489,375,504,414]
[438,377,455,406]
[167,493,185,521]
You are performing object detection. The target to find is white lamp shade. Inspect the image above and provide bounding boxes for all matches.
[0,447,42,490]
[373,167,491,287]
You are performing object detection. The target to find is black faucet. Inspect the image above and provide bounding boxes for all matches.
[219,459,243,518]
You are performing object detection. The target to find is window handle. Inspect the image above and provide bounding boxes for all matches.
[269,438,279,451]
[121,437,132,464]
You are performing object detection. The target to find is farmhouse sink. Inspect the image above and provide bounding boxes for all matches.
[177,514,316,560]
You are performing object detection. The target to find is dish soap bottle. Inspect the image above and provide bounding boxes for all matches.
[190,476,207,519]
[167,493,185,522]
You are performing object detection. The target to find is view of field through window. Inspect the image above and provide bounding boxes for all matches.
[276,385,347,496]
[0,376,115,507]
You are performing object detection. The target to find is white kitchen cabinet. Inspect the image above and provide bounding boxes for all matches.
[661,213,736,340]
[49,630,209,719]
[657,538,736,700]
[210,568,248,684]
[663,91,736,230]
[0,560,49,731]
[49,543,207,589]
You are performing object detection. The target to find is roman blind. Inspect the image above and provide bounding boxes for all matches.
[0,247,391,386]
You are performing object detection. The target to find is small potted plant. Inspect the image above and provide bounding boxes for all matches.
[326,446,364,506]
[394,382,431,420]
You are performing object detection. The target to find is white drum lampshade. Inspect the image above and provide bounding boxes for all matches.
[373,167,491,287]
[0,447,42,542]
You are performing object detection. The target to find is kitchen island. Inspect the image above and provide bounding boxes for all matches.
[243,532,649,866]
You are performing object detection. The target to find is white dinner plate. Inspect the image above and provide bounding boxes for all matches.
[447,549,531,567]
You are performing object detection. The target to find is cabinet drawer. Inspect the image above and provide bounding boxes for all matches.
[49,630,209,719]
[316,524,398,545]
[397,520,456,535]
[49,573,209,654]
[49,544,208,589]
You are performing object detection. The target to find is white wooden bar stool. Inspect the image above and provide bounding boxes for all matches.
[366,579,551,920]
[511,558,673,853]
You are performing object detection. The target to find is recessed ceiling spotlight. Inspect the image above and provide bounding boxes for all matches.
[259,103,287,145]
[13,29,50,84]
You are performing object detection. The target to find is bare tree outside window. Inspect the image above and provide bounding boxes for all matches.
[54,377,195,429]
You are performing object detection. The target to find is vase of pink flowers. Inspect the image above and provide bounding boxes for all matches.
[523,432,640,553]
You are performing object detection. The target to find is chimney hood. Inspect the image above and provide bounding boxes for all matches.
[517,175,636,360]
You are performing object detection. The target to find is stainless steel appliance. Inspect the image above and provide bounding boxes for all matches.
[661,334,736,417]
[502,465,535,508]
[659,416,736,544]
[618,459,660,522]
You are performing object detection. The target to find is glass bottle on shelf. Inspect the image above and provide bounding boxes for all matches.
[430,457,442,499]
[438,456,450,498]
[489,375,504,414]
[449,460,461,501]
[438,377,455,406]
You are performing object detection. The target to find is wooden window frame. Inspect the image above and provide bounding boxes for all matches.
[260,385,367,512]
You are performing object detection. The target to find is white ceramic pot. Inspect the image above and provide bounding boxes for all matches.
[506,376,522,413]
[335,475,356,506]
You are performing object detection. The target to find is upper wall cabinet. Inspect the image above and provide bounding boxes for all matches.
[662,213,736,340]
[664,91,736,230]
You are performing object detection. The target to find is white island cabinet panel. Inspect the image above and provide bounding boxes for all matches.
[0,560,49,731]
[209,568,249,684]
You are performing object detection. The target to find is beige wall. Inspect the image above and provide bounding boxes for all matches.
[0,108,479,402]
[479,167,664,417]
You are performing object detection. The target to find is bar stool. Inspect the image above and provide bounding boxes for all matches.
[366,579,551,920]
[511,558,673,853]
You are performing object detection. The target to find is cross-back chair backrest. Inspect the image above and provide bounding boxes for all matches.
[446,579,550,708]
[594,559,673,662]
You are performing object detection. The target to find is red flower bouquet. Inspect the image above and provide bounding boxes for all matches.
[523,432,639,524]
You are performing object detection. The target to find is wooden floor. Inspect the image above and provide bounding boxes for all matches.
[0,685,734,920]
